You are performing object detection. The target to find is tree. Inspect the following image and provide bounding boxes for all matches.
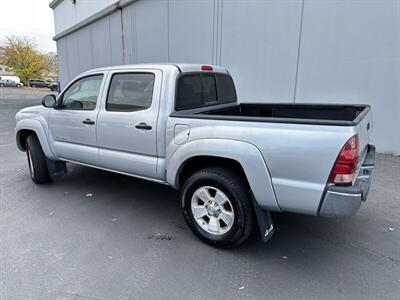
[0,35,47,84]
[42,52,59,79]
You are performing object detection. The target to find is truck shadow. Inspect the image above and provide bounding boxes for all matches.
[50,163,375,265]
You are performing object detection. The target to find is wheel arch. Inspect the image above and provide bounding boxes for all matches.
[167,139,280,211]
[16,129,36,151]
[16,119,55,159]
[178,156,249,189]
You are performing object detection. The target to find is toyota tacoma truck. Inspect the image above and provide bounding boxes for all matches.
[15,64,375,247]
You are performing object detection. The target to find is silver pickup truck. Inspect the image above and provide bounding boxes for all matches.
[15,64,375,247]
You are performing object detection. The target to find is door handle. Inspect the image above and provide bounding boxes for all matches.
[135,122,152,130]
[82,118,95,125]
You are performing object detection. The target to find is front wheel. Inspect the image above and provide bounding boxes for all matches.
[181,167,254,248]
[25,135,52,183]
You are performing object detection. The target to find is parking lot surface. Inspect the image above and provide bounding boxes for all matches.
[1,87,399,299]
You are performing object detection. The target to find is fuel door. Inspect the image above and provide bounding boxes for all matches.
[174,124,191,145]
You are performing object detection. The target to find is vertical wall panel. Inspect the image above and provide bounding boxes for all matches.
[134,0,169,63]
[56,38,69,88]
[121,4,136,64]
[66,33,80,79]
[77,26,94,72]
[91,17,112,68]
[220,0,302,101]
[296,0,400,154]
[168,0,215,63]
[109,11,124,65]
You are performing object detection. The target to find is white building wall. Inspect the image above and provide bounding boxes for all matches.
[56,10,123,85]
[296,0,400,155]
[168,0,215,64]
[122,0,169,63]
[53,0,118,34]
[220,1,302,101]
[52,0,400,155]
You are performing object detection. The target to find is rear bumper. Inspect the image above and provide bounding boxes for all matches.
[319,145,375,218]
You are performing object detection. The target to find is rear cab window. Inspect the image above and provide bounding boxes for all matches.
[175,73,237,110]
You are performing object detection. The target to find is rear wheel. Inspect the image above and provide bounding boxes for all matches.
[16,84,22,88]
[181,167,254,248]
[0,84,4,87]
[25,135,52,183]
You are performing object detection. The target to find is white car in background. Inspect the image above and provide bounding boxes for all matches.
[0,75,22,84]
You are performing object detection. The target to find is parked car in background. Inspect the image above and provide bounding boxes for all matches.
[0,75,21,84]
[0,79,22,88]
[15,64,375,248]
[29,79,50,88]
[48,81,59,92]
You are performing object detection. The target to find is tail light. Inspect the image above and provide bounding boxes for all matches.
[328,135,360,186]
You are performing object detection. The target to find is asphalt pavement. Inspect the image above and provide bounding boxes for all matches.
[0,87,399,300]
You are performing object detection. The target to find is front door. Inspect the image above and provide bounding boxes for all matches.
[96,70,162,179]
[48,74,105,165]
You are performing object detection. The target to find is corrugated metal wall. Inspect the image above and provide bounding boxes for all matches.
[55,0,400,155]
[56,11,123,85]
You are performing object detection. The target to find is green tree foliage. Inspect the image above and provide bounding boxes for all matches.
[0,35,47,83]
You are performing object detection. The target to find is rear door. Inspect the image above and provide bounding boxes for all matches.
[96,70,162,179]
[48,74,105,165]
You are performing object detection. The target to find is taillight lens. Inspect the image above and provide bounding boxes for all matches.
[328,135,360,186]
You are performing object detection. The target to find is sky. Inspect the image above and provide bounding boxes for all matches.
[0,0,56,53]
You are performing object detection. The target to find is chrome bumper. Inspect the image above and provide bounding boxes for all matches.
[319,145,375,218]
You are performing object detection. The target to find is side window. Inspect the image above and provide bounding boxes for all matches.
[60,75,103,110]
[106,73,155,112]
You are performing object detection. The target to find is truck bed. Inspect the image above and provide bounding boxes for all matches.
[173,103,370,126]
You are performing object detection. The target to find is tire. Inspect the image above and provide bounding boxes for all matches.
[0,84,4,87]
[17,84,22,88]
[181,167,254,248]
[31,84,36,88]
[25,135,52,183]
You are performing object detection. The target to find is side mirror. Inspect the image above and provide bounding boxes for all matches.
[42,94,56,108]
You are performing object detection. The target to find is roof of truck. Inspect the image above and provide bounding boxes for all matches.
[84,63,229,74]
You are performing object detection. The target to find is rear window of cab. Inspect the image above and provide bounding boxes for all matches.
[175,73,237,110]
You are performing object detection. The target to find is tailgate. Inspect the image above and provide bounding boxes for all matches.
[355,106,373,156]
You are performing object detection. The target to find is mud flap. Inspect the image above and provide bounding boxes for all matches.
[253,199,274,243]
[46,158,67,177]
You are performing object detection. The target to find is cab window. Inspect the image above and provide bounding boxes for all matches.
[60,75,103,110]
[106,73,155,112]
